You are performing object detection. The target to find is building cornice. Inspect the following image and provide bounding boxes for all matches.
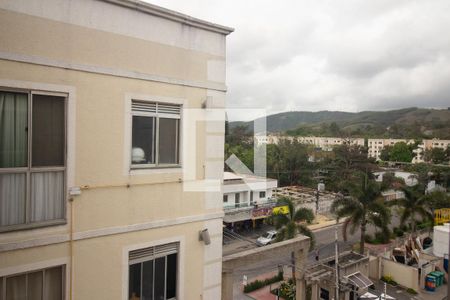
[0,212,224,252]
[101,0,234,35]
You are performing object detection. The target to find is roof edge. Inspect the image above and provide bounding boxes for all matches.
[101,0,234,35]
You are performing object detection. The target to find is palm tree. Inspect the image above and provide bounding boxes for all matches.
[331,175,390,254]
[272,197,315,282]
[389,186,433,235]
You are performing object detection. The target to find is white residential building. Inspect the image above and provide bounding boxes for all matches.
[367,139,416,161]
[425,138,450,150]
[416,139,450,163]
[222,172,278,225]
[369,138,450,163]
[255,135,364,151]
[373,171,418,186]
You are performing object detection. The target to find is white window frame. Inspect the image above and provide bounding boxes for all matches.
[130,100,182,169]
[127,242,179,300]
[0,88,67,233]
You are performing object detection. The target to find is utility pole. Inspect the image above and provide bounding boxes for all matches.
[335,222,340,300]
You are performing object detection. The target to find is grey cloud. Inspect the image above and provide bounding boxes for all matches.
[148,0,450,121]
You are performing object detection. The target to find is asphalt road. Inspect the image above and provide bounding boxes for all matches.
[229,223,358,299]
[227,211,405,299]
[229,221,390,299]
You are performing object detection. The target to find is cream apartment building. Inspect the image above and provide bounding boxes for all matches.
[368,138,450,162]
[367,138,415,161]
[0,1,232,299]
[255,135,364,151]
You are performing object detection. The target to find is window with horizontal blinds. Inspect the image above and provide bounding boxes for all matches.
[132,101,181,117]
[129,242,178,264]
[132,101,156,114]
[129,242,178,300]
[131,100,181,168]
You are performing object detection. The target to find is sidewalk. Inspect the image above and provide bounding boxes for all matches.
[373,279,447,300]
[308,214,346,231]
[244,270,284,300]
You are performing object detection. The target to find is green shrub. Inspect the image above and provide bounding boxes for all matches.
[393,227,404,237]
[244,271,283,293]
[381,275,398,286]
[417,221,433,230]
[364,234,372,243]
[272,281,296,300]
[406,288,417,295]
[375,232,390,244]
[365,232,390,244]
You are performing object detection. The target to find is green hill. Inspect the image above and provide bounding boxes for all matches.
[229,107,450,139]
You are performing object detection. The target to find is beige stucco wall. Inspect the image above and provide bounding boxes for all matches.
[0,7,223,84]
[381,258,419,291]
[0,220,223,300]
[0,1,228,299]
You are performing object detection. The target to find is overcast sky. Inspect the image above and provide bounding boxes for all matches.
[149,0,450,121]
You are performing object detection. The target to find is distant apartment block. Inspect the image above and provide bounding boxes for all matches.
[368,138,450,163]
[0,1,232,299]
[255,135,364,151]
[416,138,450,163]
[222,172,277,228]
[367,138,415,161]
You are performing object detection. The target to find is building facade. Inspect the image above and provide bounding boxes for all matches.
[0,1,232,299]
[369,138,450,163]
[273,186,338,215]
[367,138,415,161]
[222,172,278,227]
[254,135,364,151]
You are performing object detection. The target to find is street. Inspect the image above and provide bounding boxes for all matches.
[227,223,362,299]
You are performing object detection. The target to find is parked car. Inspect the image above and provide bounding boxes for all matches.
[256,230,277,246]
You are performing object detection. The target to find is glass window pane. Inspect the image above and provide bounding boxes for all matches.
[142,260,154,300]
[158,118,178,164]
[6,274,26,300]
[0,92,28,168]
[32,94,65,167]
[166,254,177,299]
[129,263,141,299]
[30,171,64,223]
[27,271,43,300]
[132,116,154,165]
[154,257,165,300]
[0,173,26,226]
[44,266,62,300]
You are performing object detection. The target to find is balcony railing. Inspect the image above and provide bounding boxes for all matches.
[223,198,277,211]
[223,202,252,211]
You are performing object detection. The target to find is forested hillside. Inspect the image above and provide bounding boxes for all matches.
[230,107,450,139]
